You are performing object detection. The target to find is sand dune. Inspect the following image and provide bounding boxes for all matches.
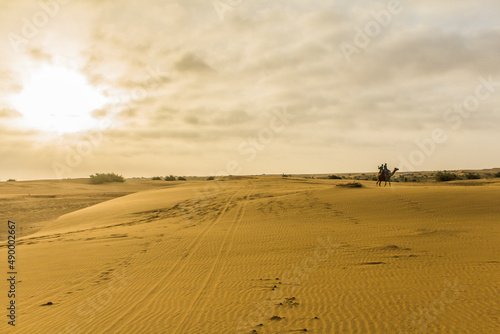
[0,179,174,239]
[1,177,499,333]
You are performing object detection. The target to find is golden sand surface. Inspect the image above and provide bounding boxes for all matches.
[0,176,498,333]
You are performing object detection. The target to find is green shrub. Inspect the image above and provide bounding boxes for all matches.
[89,173,125,184]
[207,176,215,181]
[151,176,163,180]
[327,175,342,179]
[177,176,187,181]
[397,176,420,182]
[6,179,16,182]
[493,172,500,178]
[435,171,458,182]
[337,182,363,188]
[164,175,176,181]
[282,174,292,177]
[464,172,481,180]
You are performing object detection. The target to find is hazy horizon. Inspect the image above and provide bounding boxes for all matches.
[1,0,500,180]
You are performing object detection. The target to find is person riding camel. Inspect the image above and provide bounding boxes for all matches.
[383,163,389,178]
[378,164,384,174]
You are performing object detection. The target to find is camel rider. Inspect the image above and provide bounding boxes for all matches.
[383,163,389,178]
[378,164,384,174]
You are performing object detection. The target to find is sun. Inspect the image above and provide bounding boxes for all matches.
[12,65,109,133]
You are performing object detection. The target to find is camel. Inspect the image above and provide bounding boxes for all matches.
[377,167,399,187]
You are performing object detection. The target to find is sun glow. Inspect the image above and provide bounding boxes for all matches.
[12,65,109,133]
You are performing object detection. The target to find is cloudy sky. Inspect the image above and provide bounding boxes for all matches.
[1,0,499,180]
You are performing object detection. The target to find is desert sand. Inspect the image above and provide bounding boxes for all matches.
[1,176,499,333]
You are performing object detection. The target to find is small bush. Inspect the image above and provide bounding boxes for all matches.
[89,173,125,184]
[327,175,342,180]
[151,176,163,180]
[177,176,187,181]
[397,176,420,182]
[207,176,215,181]
[493,172,500,178]
[282,174,292,177]
[164,175,176,181]
[6,179,16,182]
[464,172,481,180]
[337,182,363,188]
[435,171,458,182]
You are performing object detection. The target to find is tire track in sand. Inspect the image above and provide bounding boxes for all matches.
[99,185,245,333]
[174,185,254,333]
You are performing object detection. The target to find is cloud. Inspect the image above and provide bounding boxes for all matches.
[175,53,215,73]
[26,47,53,63]
[0,0,499,179]
[0,69,22,95]
[0,108,22,118]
